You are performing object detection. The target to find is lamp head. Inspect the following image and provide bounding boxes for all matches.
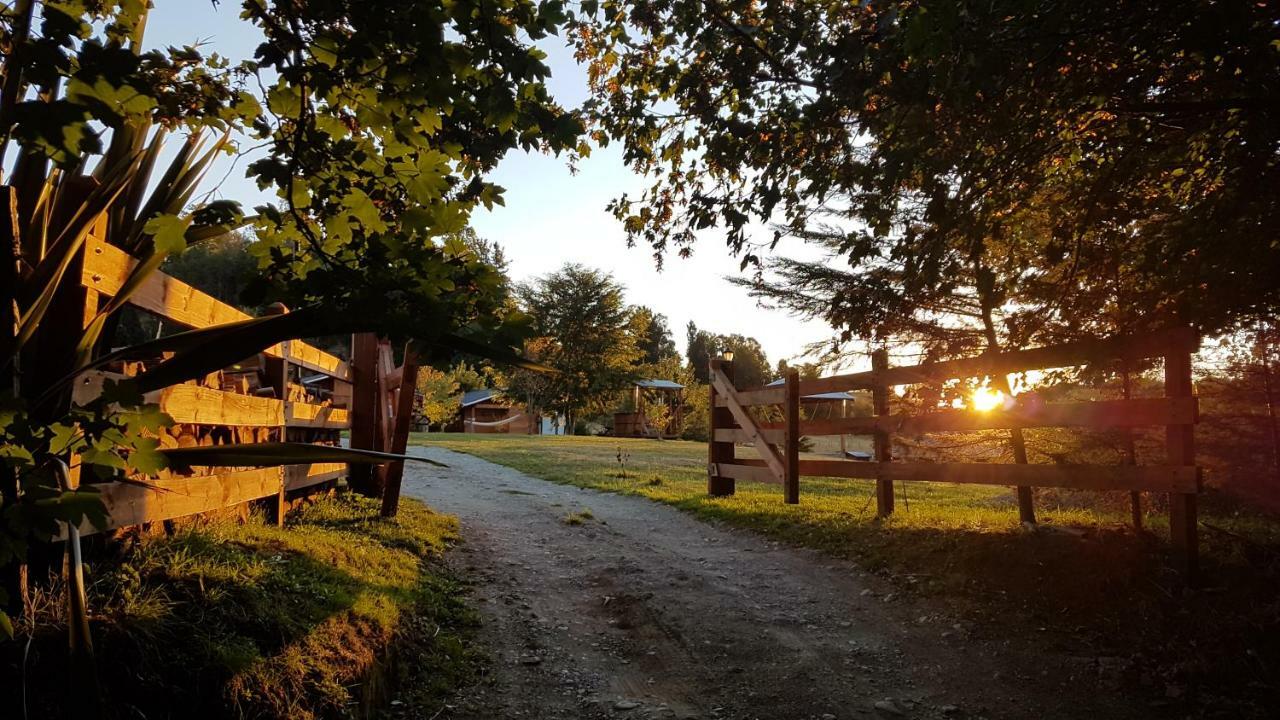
[722,349,735,362]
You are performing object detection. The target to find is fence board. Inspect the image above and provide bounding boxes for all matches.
[797,327,1200,395]
[65,467,285,537]
[286,341,351,381]
[730,459,1200,493]
[756,397,1198,437]
[149,384,285,426]
[708,462,783,484]
[284,462,347,491]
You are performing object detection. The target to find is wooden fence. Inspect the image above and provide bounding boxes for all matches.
[63,217,418,536]
[708,327,1203,574]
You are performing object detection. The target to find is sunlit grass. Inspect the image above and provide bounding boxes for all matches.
[20,494,476,719]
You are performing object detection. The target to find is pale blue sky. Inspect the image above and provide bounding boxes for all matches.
[146,2,839,369]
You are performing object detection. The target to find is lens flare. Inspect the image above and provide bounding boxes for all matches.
[971,387,1004,412]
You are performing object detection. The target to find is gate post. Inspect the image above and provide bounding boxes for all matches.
[784,370,800,504]
[1164,342,1199,582]
[348,332,380,496]
[708,357,736,496]
[872,349,895,517]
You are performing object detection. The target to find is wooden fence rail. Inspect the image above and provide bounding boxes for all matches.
[707,327,1203,576]
[62,223,417,537]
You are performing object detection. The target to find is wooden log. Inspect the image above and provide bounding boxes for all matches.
[283,463,346,492]
[284,400,351,429]
[784,370,800,504]
[1165,348,1199,582]
[712,370,787,482]
[147,384,285,426]
[872,349,894,517]
[708,358,737,496]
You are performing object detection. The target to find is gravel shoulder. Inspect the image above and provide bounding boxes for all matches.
[401,446,1147,720]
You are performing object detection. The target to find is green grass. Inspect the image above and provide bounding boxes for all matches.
[413,432,1280,714]
[10,493,476,720]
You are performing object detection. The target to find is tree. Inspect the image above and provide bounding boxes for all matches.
[415,366,460,430]
[684,323,770,387]
[517,264,640,432]
[573,1,1280,348]
[162,231,259,310]
[629,306,678,365]
[0,0,583,630]
[686,322,717,383]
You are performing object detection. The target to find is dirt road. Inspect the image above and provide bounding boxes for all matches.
[401,447,1144,720]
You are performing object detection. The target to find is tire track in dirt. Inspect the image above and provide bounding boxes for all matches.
[401,447,1146,720]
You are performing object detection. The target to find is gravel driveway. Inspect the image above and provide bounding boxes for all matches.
[401,446,1144,720]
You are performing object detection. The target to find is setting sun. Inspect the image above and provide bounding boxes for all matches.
[971,387,1005,412]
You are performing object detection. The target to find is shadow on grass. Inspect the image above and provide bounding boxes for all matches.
[4,497,473,720]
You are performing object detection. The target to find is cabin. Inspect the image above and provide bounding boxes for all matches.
[614,379,685,438]
[448,389,539,434]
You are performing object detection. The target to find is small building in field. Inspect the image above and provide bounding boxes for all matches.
[448,389,539,434]
[614,379,685,439]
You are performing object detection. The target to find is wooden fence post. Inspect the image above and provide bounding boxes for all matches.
[784,369,800,504]
[348,332,380,495]
[1164,343,1199,582]
[380,344,420,518]
[872,349,894,517]
[708,358,736,496]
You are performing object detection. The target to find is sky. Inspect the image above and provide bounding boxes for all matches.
[145,3,842,370]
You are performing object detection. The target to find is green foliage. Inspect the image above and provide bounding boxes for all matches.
[684,322,770,387]
[415,365,461,430]
[629,306,678,364]
[574,0,1280,350]
[516,264,641,432]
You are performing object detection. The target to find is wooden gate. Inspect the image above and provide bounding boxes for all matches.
[708,327,1203,575]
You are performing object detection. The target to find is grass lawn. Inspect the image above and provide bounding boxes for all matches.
[6,494,477,720]
[413,431,1280,710]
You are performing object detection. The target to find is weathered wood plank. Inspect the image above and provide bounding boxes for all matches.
[285,401,351,429]
[81,236,284,356]
[286,340,351,381]
[796,327,1200,395]
[67,467,285,536]
[284,462,346,491]
[708,462,783,485]
[733,458,1200,493]
[757,397,1199,437]
[148,384,285,426]
[713,385,786,407]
